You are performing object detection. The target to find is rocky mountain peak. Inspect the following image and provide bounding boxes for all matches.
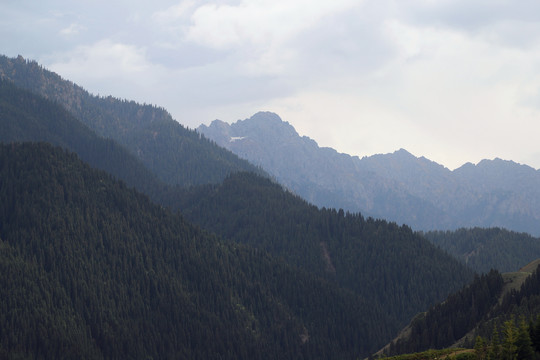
[236,111,299,139]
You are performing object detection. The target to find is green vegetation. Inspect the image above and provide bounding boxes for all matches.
[379,315,540,360]
[381,262,540,358]
[378,348,472,360]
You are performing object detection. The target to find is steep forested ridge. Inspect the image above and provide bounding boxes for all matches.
[382,270,505,355]
[174,172,474,333]
[0,143,397,359]
[423,228,540,273]
[0,55,263,186]
[381,262,540,357]
[0,78,164,197]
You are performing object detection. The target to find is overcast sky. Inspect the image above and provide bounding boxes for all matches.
[2,0,540,170]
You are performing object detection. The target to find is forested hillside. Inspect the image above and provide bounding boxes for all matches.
[423,228,540,273]
[174,172,474,333]
[380,270,505,355]
[0,55,263,186]
[0,79,164,197]
[379,261,540,358]
[0,143,397,359]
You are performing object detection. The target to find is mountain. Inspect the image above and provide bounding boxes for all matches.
[0,54,263,187]
[198,112,540,235]
[423,227,540,274]
[0,56,475,356]
[174,171,474,338]
[0,142,399,359]
[198,113,442,224]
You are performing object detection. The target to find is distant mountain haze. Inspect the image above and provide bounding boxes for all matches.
[198,112,540,236]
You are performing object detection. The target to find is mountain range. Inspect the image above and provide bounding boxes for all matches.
[0,54,479,358]
[199,112,540,236]
[2,54,540,358]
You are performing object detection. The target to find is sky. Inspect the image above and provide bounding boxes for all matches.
[2,0,540,170]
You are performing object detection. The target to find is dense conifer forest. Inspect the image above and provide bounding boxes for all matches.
[380,262,540,358]
[383,270,505,355]
[174,172,474,332]
[0,143,397,359]
[423,228,540,273]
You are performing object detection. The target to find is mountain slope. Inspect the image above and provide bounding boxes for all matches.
[378,259,540,357]
[174,171,474,336]
[198,112,540,235]
[0,55,263,186]
[0,142,396,359]
[0,78,164,197]
[423,228,540,274]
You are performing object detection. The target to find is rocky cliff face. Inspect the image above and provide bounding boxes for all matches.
[199,112,540,235]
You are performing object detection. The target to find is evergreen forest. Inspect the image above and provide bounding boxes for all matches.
[380,261,540,358]
[0,143,393,359]
[423,228,540,274]
[174,172,474,331]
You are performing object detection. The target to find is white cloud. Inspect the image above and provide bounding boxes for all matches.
[50,39,150,75]
[59,23,85,37]
[44,39,166,102]
[178,0,360,76]
[153,1,197,25]
[184,1,358,49]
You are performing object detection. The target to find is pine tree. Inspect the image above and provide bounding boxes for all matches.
[515,318,534,360]
[502,318,518,360]
[474,335,488,360]
[530,315,540,353]
[487,324,501,360]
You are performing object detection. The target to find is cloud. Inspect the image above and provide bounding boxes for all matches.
[59,23,86,37]
[50,39,150,75]
[184,1,357,49]
[176,0,361,76]
[153,1,197,25]
[44,39,166,103]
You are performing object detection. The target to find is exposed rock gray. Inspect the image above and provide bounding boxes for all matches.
[199,111,540,235]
